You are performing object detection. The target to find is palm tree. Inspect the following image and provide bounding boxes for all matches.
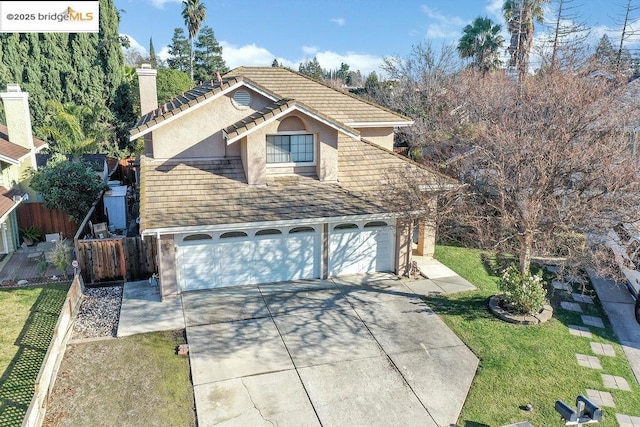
[181,0,206,81]
[503,0,550,79]
[457,17,504,73]
[38,101,109,160]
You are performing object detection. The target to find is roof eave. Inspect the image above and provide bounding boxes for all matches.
[346,121,415,128]
[225,103,360,145]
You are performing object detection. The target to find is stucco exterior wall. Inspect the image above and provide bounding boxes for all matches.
[240,112,339,184]
[357,127,395,151]
[151,89,271,159]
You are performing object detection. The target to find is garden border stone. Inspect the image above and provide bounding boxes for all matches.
[488,295,553,325]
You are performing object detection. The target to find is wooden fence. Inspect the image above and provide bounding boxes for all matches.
[75,236,157,284]
[16,203,78,239]
[23,274,84,427]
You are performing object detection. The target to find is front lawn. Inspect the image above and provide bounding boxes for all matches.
[432,245,640,426]
[43,330,196,426]
[0,283,70,425]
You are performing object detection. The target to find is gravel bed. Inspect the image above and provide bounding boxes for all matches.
[73,286,123,339]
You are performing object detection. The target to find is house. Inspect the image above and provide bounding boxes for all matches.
[130,65,453,297]
[0,85,48,255]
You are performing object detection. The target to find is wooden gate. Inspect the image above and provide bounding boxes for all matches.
[75,236,157,284]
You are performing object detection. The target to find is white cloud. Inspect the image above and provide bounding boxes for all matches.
[484,0,504,22]
[421,6,467,40]
[147,0,181,9]
[302,46,319,55]
[157,45,171,62]
[313,50,383,76]
[121,33,147,56]
[220,41,277,69]
[330,17,345,26]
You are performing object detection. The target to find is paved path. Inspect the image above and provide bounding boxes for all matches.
[588,271,640,386]
[117,261,478,426]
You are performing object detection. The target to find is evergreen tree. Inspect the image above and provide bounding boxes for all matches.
[193,25,227,82]
[167,28,191,73]
[0,0,134,153]
[149,37,158,68]
[594,34,617,69]
[298,57,323,81]
[272,59,280,67]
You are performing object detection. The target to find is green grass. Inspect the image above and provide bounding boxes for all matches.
[432,245,640,426]
[44,330,196,426]
[0,283,70,426]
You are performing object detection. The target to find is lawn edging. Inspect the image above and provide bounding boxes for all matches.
[23,274,84,427]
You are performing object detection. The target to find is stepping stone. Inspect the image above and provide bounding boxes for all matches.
[576,354,602,369]
[591,342,616,357]
[616,414,640,427]
[586,389,615,407]
[581,315,605,328]
[572,293,594,304]
[561,301,583,312]
[602,374,631,391]
[552,280,572,291]
[568,325,592,338]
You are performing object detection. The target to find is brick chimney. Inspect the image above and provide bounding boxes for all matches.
[0,84,35,151]
[136,64,158,115]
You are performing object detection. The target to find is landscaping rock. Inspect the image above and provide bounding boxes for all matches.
[73,286,122,339]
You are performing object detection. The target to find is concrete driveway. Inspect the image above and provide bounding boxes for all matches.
[182,273,478,427]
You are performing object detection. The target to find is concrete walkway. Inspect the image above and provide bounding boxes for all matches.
[587,271,640,386]
[117,259,478,426]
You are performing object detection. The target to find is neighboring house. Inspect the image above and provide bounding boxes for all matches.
[131,65,453,297]
[0,84,48,254]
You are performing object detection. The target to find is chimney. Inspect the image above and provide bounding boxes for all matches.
[136,63,158,115]
[0,84,35,150]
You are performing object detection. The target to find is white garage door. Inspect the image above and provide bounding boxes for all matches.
[177,226,320,291]
[328,221,394,277]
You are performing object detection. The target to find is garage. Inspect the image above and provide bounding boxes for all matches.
[328,220,395,277]
[177,226,320,291]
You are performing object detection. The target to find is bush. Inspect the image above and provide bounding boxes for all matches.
[498,265,548,315]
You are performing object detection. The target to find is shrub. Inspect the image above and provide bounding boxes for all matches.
[498,265,548,315]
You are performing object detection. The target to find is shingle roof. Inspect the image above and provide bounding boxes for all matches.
[139,138,453,232]
[223,98,359,143]
[0,186,23,220]
[225,67,412,125]
[0,124,47,163]
[130,67,413,139]
[130,76,255,137]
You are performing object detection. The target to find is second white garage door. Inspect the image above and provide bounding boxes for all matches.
[177,226,320,291]
[328,221,395,277]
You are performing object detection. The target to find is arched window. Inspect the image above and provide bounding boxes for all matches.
[183,233,212,241]
[220,231,248,238]
[334,223,358,230]
[364,221,388,228]
[255,229,282,236]
[290,226,315,234]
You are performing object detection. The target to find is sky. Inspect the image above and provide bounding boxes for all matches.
[115,0,640,76]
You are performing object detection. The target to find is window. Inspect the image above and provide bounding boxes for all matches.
[334,223,358,230]
[290,226,315,234]
[220,231,248,238]
[232,89,251,108]
[266,134,314,164]
[255,229,282,236]
[364,221,388,228]
[183,233,212,241]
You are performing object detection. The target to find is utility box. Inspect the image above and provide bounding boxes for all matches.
[103,185,128,230]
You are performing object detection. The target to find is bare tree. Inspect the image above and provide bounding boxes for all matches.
[542,0,591,70]
[616,0,640,71]
[380,42,463,155]
[439,69,640,275]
